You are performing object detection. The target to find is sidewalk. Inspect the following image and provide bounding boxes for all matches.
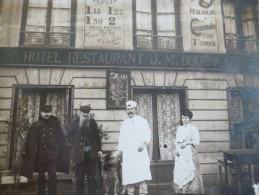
[1,181,173,195]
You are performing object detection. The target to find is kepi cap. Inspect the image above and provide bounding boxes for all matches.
[126,100,137,108]
[41,105,52,112]
[80,105,91,113]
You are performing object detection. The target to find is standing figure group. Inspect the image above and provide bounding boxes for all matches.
[20,100,204,195]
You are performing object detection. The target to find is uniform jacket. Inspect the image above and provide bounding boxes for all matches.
[20,115,69,179]
[67,117,102,164]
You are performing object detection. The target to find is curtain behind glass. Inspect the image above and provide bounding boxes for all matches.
[223,1,237,39]
[156,0,175,36]
[242,5,257,53]
[157,93,180,160]
[46,92,66,130]
[134,93,154,160]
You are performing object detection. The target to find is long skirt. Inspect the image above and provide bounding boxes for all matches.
[173,148,204,194]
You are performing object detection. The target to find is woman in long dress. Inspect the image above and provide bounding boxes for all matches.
[173,109,204,194]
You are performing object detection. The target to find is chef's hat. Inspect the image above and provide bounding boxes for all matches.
[126,100,137,108]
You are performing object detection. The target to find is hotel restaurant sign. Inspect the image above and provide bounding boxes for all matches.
[0,47,257,72]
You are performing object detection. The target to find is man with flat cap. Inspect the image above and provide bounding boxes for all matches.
[67,105,102,195]
[114,100,152,195]
[20,105,69,195]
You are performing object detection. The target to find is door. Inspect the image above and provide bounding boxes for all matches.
[133,88,186,190]
[10,86,72,171]
[228,88,259,150]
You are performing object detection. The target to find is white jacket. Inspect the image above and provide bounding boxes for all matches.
[117,115,152,185]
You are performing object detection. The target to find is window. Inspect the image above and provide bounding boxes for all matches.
[222,0,258,54]
[19,0,76,47]
[133,0,182,51]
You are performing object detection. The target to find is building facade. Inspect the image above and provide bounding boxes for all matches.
[0,0,258,191]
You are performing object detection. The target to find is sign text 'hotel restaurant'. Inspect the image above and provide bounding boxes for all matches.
[0,48,255,71]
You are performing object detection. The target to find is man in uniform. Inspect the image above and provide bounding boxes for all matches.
[67,105,102,195]
[114,100,152,195]
[20,105,69,195]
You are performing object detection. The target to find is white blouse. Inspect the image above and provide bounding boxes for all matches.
[173,123,200,188]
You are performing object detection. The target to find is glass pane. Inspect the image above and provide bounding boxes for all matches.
[51,9,71,28]
[136,12,152,31]
[242,5,254,20]
[157,93,180,160]
[225,18,237,35]
[157,14,175,34]
[223,1,235,17]
[157,0,174,13]
[53,0,71,8]
[136,0,151,12]
[46,93,66,129]
[134,94,153,160]
[26,8,47,31]
[243,20,255,37]
[28,0,48,7]
[13,91,41,170]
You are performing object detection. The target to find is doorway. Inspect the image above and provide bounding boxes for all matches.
[133,88,187,189]
[9,86,73,170]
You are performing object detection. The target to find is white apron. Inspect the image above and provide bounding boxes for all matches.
[117,115,152,185]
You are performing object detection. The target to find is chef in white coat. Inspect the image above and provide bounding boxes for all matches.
[114,100,152,195]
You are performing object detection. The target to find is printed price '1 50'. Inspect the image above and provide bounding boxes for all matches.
[86,16,116,25]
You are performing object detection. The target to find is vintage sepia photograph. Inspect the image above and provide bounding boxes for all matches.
[0,0,258,194]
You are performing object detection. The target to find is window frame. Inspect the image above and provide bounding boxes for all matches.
[133,0,182,51]
[19,0,77,47]
[221,0,259,54]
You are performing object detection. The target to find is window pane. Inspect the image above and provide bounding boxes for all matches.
[223,1,235,17]
[28,0,48,7]
[53,0,71,8]
[157,0,174,13]
[243,20,255,37]
[136,12,152,33]
[26,8,47,32]
[242,5,254,20]
[51,9,71,30]
[136,0,151,12]
[224,18,237,35]
[157,14,175,35]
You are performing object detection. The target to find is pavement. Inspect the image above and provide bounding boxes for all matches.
[1,181,174,195]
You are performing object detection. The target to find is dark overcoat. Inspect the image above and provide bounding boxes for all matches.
[67,117,102,164]
[20,116,69,179]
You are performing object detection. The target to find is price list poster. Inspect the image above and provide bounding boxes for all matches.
[84,0,127,49]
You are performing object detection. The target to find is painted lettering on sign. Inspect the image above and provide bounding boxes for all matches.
[84,0,125,49]
[189,0,218,52]
[17,48,248,70]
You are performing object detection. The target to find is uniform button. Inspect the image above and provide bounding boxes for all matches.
[50,128,52,130]
[81,137,83,139]
[51,133,53,135]
[80,143,83,145]
[44,146,46,148]
[42,141,44,143]
[43,134,45,136]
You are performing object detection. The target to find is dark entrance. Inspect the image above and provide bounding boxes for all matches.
[9,86,73,171]
[228,88,259,150]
